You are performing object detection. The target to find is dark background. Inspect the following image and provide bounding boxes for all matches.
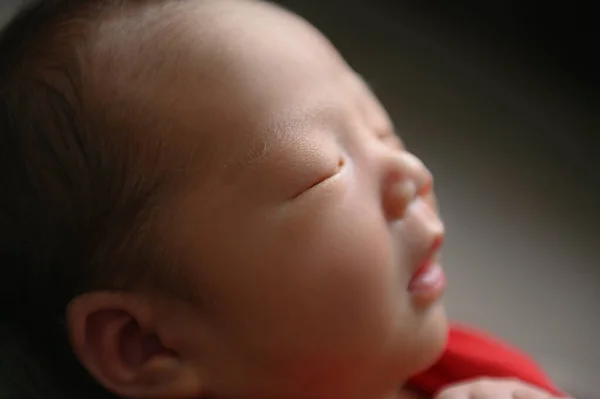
[274,0,597,181]
[389,1,596,90]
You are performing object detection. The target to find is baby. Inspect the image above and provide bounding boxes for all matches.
[0,1,567,398]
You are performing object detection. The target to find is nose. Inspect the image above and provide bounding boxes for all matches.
[382,151,434,221]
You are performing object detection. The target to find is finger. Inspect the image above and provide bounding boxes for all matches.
[435,381,487,399]
[434,386,467,399]
[512,386,562,399]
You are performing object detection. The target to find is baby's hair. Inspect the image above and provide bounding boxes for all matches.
[0,0,191,397]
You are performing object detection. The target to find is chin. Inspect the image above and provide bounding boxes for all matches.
[399,301,449,379]
[415,302,449,373]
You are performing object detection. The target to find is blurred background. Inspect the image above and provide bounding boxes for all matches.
[1,0,598,397]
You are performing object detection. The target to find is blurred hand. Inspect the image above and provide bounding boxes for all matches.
[435,378,569,399]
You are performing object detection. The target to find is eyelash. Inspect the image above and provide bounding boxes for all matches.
[293,157,346,199]
[308,157,345,189]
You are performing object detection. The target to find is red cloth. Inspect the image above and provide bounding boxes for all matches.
[407,324,566,397]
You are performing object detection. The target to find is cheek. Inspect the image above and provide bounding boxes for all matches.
[262,196,404,350]
[186,192,413,383]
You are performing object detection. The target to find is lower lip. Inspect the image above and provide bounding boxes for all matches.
[408,262,446,305]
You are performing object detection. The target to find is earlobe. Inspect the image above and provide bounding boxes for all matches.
[66,292,204,398]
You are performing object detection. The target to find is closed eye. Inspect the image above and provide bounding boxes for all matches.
[291,157,346,199]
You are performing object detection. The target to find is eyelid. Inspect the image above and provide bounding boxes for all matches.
[291,157,346,200]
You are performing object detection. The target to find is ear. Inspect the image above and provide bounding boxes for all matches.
[66,291,204,398]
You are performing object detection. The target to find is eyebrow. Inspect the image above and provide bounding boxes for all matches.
[248,111,321,162]
[220,112,310,182]
[223,73,391,180]
[222,102,346,185]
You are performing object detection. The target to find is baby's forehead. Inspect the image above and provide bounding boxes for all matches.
[105,8,346,139]
[91,0,348,130]
[90,0,388,192]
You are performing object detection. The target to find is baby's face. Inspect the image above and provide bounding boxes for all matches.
[139,1,447,398]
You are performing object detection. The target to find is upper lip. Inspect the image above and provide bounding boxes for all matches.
[411,234,444,278]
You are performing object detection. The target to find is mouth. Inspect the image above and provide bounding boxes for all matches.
[407,235,446,305]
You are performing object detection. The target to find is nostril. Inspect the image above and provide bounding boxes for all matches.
[401,152,433,197]
[388,179,417,220]
[398,180,417,203]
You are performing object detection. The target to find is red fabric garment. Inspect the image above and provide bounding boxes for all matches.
[407,324,566,397]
